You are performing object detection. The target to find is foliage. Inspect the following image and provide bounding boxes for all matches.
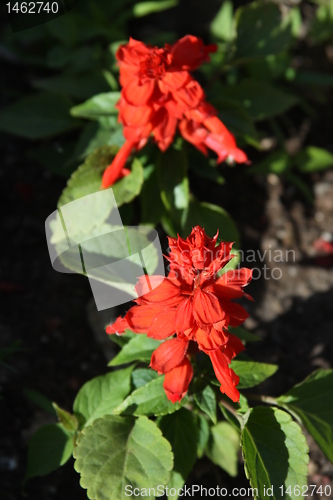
[9,0,333,498]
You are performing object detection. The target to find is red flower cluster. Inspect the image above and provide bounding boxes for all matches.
[106,226,252,403]
[102,36,248,188]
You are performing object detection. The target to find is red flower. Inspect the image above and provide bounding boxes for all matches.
[106,226,252,403]
[102,36,248,188]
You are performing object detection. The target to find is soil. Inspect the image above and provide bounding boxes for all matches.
[1,2,333,499]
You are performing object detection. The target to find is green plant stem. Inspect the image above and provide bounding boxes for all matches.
[219,399,241,419]
[246,394,279,405]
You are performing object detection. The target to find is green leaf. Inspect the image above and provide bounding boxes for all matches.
[210,1,234,42]
[25,424,73,482]
[133,0,177,17]
[221,80,297,121]
[109,334,162,366]
[52,403,78,432]
[242,407,309,500]
[310,1,333,44]
[0,93,80,139]
[132,368,158,389]
[73,366,133,428]
[74,415,173,500]
[294,146,333,173]
[158,146,189,223]
[230,360,278,389]
[247,151,291,175]
[206,421,240,477]
[215,98,259,145]
[182,199,239,247]
[58,146,144,213]
[140,164,166,225]
[196,414,210,458]
[108,329,136,347]
[229,326,261,343]
[235,2,292,60]
[158,408,198,484]
[72,119,125,162]
[70,92,121,120]
[24,389,56,415]
[112,158,144,206]
[193,384,217,424]
[114,376,185,416]
[32,71,111,100]
[50,222,160,296]
[288,70,333,87]
[277,369,333,463]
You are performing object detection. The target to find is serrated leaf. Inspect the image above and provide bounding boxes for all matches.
[109,334,161,366]
[277,369,333,463]
[229,326,261,343]
[70,92,121,120]
[74,415,173,500]
[242,407,309,500]
[221,80,297,121]
[294,146,333,173]
[24,424,73,482]
[73,366,133,428]
[58,146,144,213]
[158,408,198,484]
[114,376,185,416]
[235,2,292,60]
[230,360,278,389]
[206,421,240,477]
[132,368,158,389]
[193,384,217,424]
[0,93,80,139]
[53,403,78,432]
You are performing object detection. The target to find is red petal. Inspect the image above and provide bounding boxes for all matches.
[159,71,189,91]
[193,289,224,325]
[222,302,250,327]
[147,309,176,339]
[119,100,152,127]
[101,140,136,188]
[150,337,188,373]
[170,35,216,71]
[175,297,194,333]
[223,333,245,362]
[163,357,193,402]
[195,326,228,351]
[209,349,240,403]
[126,305,157,333]
[217,269,253,288]
[136,277,183,306]
[174,80,204,109]
[212,283,244,301]
[106,316,129,335]
[123,78,155,106]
